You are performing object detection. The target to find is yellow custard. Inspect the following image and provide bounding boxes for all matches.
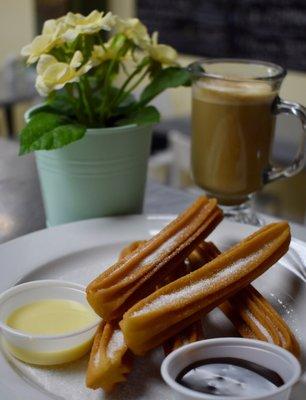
[4,298,99,365]
[6,299,98,335]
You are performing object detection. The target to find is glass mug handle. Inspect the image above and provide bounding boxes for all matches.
[265,97,306,183]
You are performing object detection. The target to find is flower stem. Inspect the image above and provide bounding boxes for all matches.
[78,78,94,126]
[65,85,77,106]
[113,66,149,111]
[124,67,149,96]
[116,64,144,96]
[99,59,117,123]
[110,62,147,110]
[120,61,129,77]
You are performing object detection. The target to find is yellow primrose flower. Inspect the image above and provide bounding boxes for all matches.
[63,10,115,41]
[42,16,67,36]
[90,35,126,66]
[21,34,59,64]
[115,17,150,47]
[146,32,178,65]
[35,51,92,96]
[21,16,68,64]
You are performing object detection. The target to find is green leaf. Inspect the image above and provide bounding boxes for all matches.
[27,105,59,119]
[27,124,86,153]
[116,106,160,126]
[19,112,86,155]
[47,88,76,117]
[140,67,191,106]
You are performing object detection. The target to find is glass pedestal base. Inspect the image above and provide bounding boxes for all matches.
[202,191,264,226]
[221,201,264,226]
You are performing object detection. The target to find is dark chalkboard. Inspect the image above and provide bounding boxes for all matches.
[137,0,306,71]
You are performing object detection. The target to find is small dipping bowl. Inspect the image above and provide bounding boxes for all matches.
[0,280,100,365]
[161,338,301,400]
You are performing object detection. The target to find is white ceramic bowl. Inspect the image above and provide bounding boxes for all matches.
[161,338,301,400]
[0,280,100,365]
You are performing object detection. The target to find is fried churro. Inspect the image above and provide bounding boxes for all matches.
[120,222,291,355]
[86,242,145,392]
[163,319,204,355]
[87,197,223,321]
[220,287,300,357]
[120,241,205,355]
[86,238,202,392]
[118,241,147,260]
[188,242,300,357]
[86,322,132,392]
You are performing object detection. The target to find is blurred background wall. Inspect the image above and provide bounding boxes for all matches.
[0,0,34,63]
[0,0,305,116]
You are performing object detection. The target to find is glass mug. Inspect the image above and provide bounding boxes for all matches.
[190,59,306,224]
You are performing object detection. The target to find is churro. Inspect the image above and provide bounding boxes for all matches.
[118,241,147,260]
[120,240,205,355]
[86,242,144,392]
[188,242,299,357]
[86,322,132,392]
[163,319,204,355]
[87,196,223,321]
[86,238,196,392]
[120,222,291,355]
[187,241,220,269]
[220,287,300,357]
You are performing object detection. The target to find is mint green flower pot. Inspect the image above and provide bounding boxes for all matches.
[34,123,153,226]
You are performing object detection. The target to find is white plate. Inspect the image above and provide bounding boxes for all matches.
[0,216,305,400]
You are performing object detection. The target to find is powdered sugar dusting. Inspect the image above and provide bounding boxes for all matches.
[93,348,101,367]
[133,249,265,317]
[277,330,285,344]
[137,229,184,267]
[246,311,273,343]
[106,329,125,359]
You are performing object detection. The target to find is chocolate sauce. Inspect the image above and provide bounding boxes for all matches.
[176,357,284,397]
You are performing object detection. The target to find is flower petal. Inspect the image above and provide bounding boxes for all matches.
[101,12,116,31]
[115,17,150,46]
[35,75,50,96]
[70,50,83,68]
[42,19,57,35]
[21,34,58,64]
[36,54,58,75]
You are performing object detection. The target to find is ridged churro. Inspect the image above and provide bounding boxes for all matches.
[86,238,199,392]
[120,222,291,355]
[118,241,147,260]
[163,319,204,355]
[86,243,144,392]
[220,287,300,357]
[120,241,205,355]
[87,197,223,321]
[86,322,132,392]
[189,242,300,357]
[187,241,220,269]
